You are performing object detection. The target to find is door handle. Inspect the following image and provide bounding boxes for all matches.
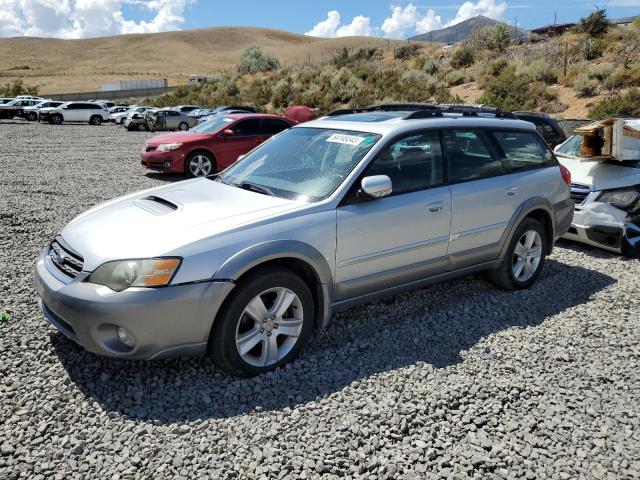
[427,201,444,214]
[505,187,519,197]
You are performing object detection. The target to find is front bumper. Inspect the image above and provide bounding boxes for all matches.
[561,201,640,255]
[141,149,186,173]
[34,249,235,360]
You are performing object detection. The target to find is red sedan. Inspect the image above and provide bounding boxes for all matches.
[141,113,293,177]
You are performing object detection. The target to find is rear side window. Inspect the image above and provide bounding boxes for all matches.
[233,119,261,136]
[262,119,291,135]
[443,130,505,183]
[366,131,444,195]
[493,131,554,171]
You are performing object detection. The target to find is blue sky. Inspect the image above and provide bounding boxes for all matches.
[0,1,638,39]
[180,1,638,33]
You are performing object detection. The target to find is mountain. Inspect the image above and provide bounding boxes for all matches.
[410,15,529,44]
[0,27,404,94]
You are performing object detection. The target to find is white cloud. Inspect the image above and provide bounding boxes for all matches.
[446,0,507,27]
[0,0,191,38]
[381,4,420,38]
[305,10,373,38]
[415,9,443,34]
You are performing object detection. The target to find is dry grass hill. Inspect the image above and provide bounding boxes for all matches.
[0,27,405,94]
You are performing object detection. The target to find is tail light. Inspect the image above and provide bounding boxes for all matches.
[559,163,571,188]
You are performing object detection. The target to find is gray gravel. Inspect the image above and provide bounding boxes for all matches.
[1,120,639,480]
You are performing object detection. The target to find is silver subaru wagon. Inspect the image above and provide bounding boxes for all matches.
[35,104,573,376]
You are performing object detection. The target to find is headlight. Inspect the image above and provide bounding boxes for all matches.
[87,258,181,292]
[598,188,640,211]
[157,143,183,152]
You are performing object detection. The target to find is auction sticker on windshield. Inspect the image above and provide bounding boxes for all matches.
[326,133,366,146]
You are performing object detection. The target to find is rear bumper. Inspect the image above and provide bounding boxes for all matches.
[141,149,187,173]
[34,249,236,360]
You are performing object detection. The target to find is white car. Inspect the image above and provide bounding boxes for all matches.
[40,102,109,125]
[22,100,63,121]
[109,106,136,124]
[555,135,640,257]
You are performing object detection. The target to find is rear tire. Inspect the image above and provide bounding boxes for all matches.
[487,218,547,290]
[184,151,215,178]
[178,122,189,131]
[209,267,314,377]
[89,115,102,125]
[26,112,37,121]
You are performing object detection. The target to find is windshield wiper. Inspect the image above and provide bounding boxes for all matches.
[233,181,275,196]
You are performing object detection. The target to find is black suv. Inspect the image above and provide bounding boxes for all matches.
[512,112,566,148]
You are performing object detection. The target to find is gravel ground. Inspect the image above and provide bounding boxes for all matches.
[1,120,639,480]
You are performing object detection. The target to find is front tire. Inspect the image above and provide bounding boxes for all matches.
[487,218,547,290]
[26,112,38,121]
[178,122,189,131]
[184,151,215,178]
[209,267,314,377]
[50,114,63,125]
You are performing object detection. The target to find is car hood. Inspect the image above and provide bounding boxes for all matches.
[146,131,211,146]
[559,157,640,191]
[60,179,301,271]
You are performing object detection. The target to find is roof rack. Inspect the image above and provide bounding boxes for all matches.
[325,103,517,119]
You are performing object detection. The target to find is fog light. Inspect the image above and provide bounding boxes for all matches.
[163,161,171,168]
[117,327,136,348]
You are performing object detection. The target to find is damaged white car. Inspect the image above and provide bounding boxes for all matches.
[555,119,640,257]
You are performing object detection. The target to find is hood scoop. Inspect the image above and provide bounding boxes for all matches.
[134,195,179,215]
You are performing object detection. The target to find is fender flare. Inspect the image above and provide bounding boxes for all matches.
[498,197,555,259]
[214,240,334,327]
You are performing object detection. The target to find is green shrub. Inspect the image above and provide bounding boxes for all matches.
[236,46,280,75]
[418,57,441,76]
[434,85,463,104]
[271,78,293,108]
[516,58,557,85]
[489,24,511,52]
[242,76,272,108]
[446,70,465,86]
[476,68,534,111]
[580,38,604,60]
[588,89,640,119]
[450,46,475,69]
[0,79,39,96]
[394,44,422,60]
[573,72,599,97]
[484,58,509,77]
[587,63,615,82]
[578,7,609,38]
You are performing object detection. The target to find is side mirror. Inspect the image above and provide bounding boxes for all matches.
[360,175,392,199]
[222,128,235,137]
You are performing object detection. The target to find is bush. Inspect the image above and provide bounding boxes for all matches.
[587,63,615,82]
[446,70,465,86]
[588,89,640,119]
[573,72,599,97]
[0,79,39,96]
[489,24,511,52]
[236,46,280,75]
[484,58,509,77]
[450,46,475,69]
[418,57,440,75]
[477,68,534,111]
[434,85,463,104]
[580,38,604,61]
[394,44,422,60]
[578,7,609,38]
[516,58,557,85]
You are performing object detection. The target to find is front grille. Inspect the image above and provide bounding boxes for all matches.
[570,183,591,206]
[49,239,84,278]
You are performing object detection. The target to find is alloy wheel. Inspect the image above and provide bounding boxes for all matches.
[512,230,542,282]
[235,287,304,367]
[188,155,212,177]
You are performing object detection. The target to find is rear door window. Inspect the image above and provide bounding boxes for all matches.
[492,131,555,171]
[233,119,262,136]
[262,119,291,135]
[443,129,505,182]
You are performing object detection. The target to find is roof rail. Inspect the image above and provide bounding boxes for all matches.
[326,103,517,119]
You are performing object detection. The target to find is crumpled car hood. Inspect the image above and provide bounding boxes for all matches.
[560,157,640,190]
